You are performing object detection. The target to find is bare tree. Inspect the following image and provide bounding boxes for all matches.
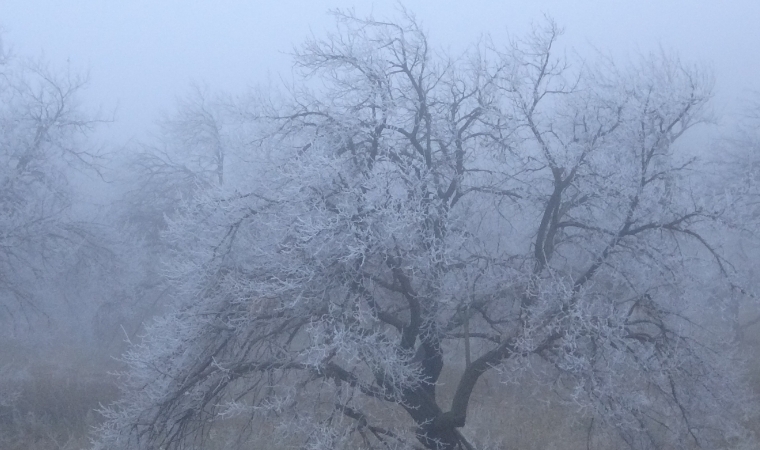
[715,92,760,342]
[95,11,755,450]
[121,85,231,244]
[110,85,246,350]
[0,47,105,322]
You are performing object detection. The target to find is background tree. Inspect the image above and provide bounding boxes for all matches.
[121,85,232,244]
[109,86,244,343]
[0,44,106,323]
[714,93,760,342]
[95,11,756,450]
[0,39,136,450]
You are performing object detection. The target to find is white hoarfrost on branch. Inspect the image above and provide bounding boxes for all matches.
[95,11,756,450]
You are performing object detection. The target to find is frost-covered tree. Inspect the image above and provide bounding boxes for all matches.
[714,93,760,341]
[0,45,105,322]
[121,85,233,244]
[95,12,756,450]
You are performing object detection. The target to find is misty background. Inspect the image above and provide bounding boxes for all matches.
[1,1,760,449]
[4,1,760,145]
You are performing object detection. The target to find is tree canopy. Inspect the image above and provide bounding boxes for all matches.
[95,11,755,450]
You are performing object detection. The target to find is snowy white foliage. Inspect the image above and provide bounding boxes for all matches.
[95,11,755,450]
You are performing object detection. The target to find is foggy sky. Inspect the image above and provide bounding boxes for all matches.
[2,0,759,146]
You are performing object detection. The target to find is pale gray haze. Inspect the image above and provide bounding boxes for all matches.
[3,1,759,144]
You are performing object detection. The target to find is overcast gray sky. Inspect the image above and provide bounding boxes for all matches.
[2,0,759,145]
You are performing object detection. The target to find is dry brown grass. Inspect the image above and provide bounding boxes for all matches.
[0,341,119,450]
[1,330,758,450]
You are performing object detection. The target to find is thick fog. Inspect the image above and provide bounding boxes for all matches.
[1,2,760,450]
[5,1,760,144]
